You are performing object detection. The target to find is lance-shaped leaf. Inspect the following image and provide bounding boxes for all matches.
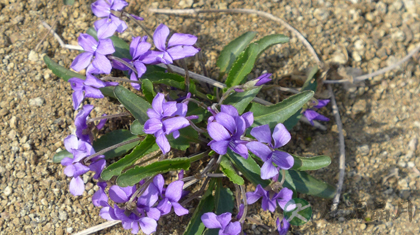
[114,85,151,124]
[93,129,140,159]
[283,67,318,130]
[101,135,159,180]
[214,181,235,215]
[141,79,155,103]
[217,31,257,74]
[117,158,191,187]
[220,156,244,185]
[167,126,199,151]
[222,87,261,114]
[130,120,144,135]
[225,43,259,87]
[183,180,216,235]
[253,34,289,56]
[53,149,73,163]
[281,170,336,199]
[43,55,116,98]
[250,90,314,129]
[87,27,131,59]
[291,155,331,171]
[226,149,270,188]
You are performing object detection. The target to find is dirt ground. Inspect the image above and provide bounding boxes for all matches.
[1,0,420,234]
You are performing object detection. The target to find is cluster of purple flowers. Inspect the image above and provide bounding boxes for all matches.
[61,105,107,196]
[93,174,188,234]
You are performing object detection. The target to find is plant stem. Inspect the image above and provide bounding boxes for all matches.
[101,76,142,84]
[87,112,131,123]
[188,151,210,163]
[218,85,241,105]
[108,56,137,75]
[84,137,141,163]
[123,12,154,39]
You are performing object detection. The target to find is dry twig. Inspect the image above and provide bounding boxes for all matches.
[328,85,346,213]
[73,220,121,235]
[149,8,323,67]
[40,21,83,51]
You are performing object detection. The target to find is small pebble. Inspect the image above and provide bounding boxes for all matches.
[4,186,12,196]
[29,97,45,107]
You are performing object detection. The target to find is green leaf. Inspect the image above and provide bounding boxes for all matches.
[183,181,216,235]
[101,135,158,181]
[87,27,131,59]
[225,43,259,87]
[291,155,331,171]
[220,156,244,185]
[53,150,72,163]
[217,31,257,74]
[186,102,207,123]
[63,0,74,5]
[43,55,115,98]
[226,149,270,187]
[117,158,191,187]
[282,170,336,199]
[223,87,261,114]
[93,130,140,160]
[167,126,199,151]
[114,85,151,124]
[214,182,235,214]
[130,120,144,135]
[253,34,289,56]
[250,90,314,129]
[141,79,155,103]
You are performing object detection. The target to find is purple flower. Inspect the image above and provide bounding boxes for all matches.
[137,175,164,221]
[91,0,128,18]
[246,123,294,179]
[207,105,253,159]
[302,99,330,126]
[144,93,192,154]
[277,218,290,235]
[93,182,109,207]
[150,24,200,64]
[246,185,293,212]
[94,14,127,39]
[201,212,241,235]
[112,36,153,90]
[74,104,108,143]
[71,33,115,74]
[157,180,189,216]
[255,73,272,86]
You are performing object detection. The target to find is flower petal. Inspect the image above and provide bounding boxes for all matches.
[144,118,162,135]
[215,112,237,134]
[152,93,165,115]
[220,105,238,117]
[84,86,104,99]
[209,140,230,155]
[139,217,157,235]
[89,159,106,179]
[97,38,115,55]
[92,186,109,207]
[250,124,272,144]
[230,142,248,159]
[84,75,106,88]
[146,207,161,221]
[110,0,128,11]
[201,212,222,229]
[99,206,116,221]
[241,111,254,128]
[167,45,200,60]
[156,130,170,154]
[313,99,330,109]
[165,181,184,202]
[72,90,84,110]
[172,202,189,216]
[162,117,190,135]
[137,183,159,208]
[271,151,294,170]
[71,52,93,72]
[246,141,271,161]
[153,174,164,195]
[272,123,291,148]
[246,185,266,205]
[208,122,231,141]
[278,218,290,235]
[109,185,132,203]
[91,0,111,18]
[223,221,242,235]
[133,60,147,78]
[168,33,197,47]
[275,187,294,210]
[78,34,98,52]
[156,198,171,215]
[92,54,112,74]
[69,176,85,196]
[260,159,279,180]
[68,77,84,91]
[64,135,79,152]
[216,212,232,230]
[153,24,169,51]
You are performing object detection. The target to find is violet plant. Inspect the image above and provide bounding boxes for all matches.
[47,1,336,234]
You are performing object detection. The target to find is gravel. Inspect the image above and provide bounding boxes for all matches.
[0,0,419,234]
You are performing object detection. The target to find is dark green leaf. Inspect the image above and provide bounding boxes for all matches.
[302,66,318,92]
[114,85,151,124]
[223,87,261,114]
[167,126,199,151]
[186,102,207,123]
[220,156,244,185]
[226,149,270,187]
[86,28,131,59]
[141,79,155,103]
[291,155,331,171]
[253,34,289,56]
[93,130,140,160]
[217,31,257,74]
[101,135,158,180]
[250,91,314,129]
[225,43,259,87]
[214,182,235,214]
[117,158,191,187]
[183,181,216,235]
[63,0,74,5]
[130,120,144,135]
[281,170,336,199]
[43,55,115,98]
[53,150,72,163]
